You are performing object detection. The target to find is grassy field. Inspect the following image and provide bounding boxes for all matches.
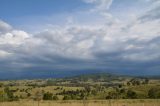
[0,99,160,106]
[0,73,160,106]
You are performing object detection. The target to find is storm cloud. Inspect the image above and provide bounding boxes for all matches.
[0,0,160,76]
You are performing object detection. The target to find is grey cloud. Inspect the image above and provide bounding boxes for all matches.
[138,1,160,22]
[0,0,160,75]
[0,20,12,33]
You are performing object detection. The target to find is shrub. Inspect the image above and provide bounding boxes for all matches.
[127,90,137,99]
[52,95,58,100]
[43,92,53,100]
[63,95,72,100]
[106,91,119,99]
[148,88,160,99]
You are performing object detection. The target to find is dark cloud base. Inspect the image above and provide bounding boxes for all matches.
[0,0,160,79]
[0,67,160,80]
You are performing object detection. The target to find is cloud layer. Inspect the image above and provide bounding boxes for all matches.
[0,0,160,75]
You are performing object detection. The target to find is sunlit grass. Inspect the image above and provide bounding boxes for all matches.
[0,99,160,106]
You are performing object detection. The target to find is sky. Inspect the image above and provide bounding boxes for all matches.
[0,0,160,76]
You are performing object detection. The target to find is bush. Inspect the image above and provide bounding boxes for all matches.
[63,95,72,100]
[43,92,53,100]
[27,93,31,97]
[148,88,160,99]
[4,87,19,101]
[106,91,119,99]
[52,95,58,100]
[127,90,137,99]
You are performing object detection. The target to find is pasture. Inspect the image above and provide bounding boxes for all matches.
[0,99,160,106]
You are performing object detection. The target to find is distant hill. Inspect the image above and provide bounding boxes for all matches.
[65,73,132,82]
[0,70,159,80]
[0,70,106,80]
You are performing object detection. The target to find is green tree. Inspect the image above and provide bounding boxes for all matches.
[4,87,19,101]
[84,86,91,94]
[144,78,149,84]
